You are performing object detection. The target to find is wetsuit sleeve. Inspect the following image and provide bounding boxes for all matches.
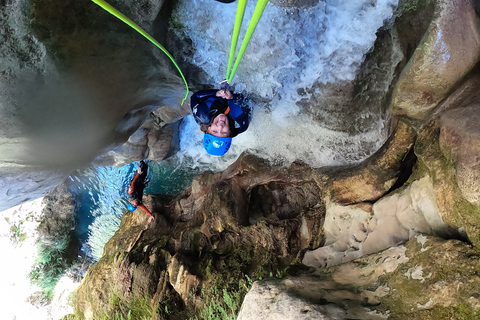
[228,94,251,136]
[191,90,218,125]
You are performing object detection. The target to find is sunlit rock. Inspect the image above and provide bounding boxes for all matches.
[303,177,452,268]
[241,236,480,320]
[390,0,480,120]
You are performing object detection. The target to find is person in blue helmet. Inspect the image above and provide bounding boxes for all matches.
[191,88,251,156]
[127,160,154,223]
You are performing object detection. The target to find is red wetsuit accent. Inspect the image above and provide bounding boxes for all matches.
[127,161,153,219]
[128,172,140,194]
[138,204,153,217]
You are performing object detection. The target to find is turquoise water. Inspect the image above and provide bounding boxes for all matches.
[68,158,198,258]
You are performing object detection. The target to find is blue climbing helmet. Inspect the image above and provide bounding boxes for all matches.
[203,134,232,156]
[127,202,136,212]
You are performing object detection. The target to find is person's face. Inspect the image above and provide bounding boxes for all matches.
[208,114,230,137]
[129,199,138,207]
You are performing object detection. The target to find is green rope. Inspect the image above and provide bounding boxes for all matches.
[91,0,189,105]
[226,0,248,80]
[226,0,269,84]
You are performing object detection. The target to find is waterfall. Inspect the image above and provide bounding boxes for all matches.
[171,0,399,171]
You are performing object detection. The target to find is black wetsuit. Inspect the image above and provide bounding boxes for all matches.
[128,160,148,203]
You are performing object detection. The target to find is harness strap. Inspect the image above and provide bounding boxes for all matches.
[91,0,189,105]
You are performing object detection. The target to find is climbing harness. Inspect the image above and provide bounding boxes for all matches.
[91,0,189,105]
[224,0,269,86]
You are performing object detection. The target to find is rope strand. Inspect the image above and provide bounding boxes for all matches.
[226,0,248,80]
[91,0,189,105]
[226,0,269,84]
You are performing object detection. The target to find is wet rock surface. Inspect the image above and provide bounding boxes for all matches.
[390,0,480,120]
[0,0,184,210]
[73,154,327,319]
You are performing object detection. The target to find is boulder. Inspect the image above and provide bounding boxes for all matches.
[238,278,388,320]
[390,0,480,120]
[303,176,452,268]
[327,120,416,204]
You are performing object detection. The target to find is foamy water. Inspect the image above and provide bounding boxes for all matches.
[172,0,398,171]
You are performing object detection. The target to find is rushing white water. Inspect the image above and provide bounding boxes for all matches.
[172,0,398,171]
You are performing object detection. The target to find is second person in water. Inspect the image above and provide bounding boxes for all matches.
[191,88,251,156]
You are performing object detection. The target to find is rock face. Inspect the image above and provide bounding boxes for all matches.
[0,0,185,210]
[327,120,416,204]
[439,104,480,206]
[73,154,327,319]
[303,176,453,269]
[390,0,480,120]
[240,236,480,320]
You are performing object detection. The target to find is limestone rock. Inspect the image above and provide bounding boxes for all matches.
[415,110,480,246]
[237,280,375,320]
[303,177,450,268]
[439,104,480,206]
[242,247,407,319]
[380,236,480,317]
[328,120,416,204]
[93,114,177,167]
[167,255,201,302]
[390,0,480,120]
[241,236,480,320]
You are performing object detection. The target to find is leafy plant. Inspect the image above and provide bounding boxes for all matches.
[29,236,69,300]
[10,220,27,243]
[188,274,256,320]
[128,293,156,320]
